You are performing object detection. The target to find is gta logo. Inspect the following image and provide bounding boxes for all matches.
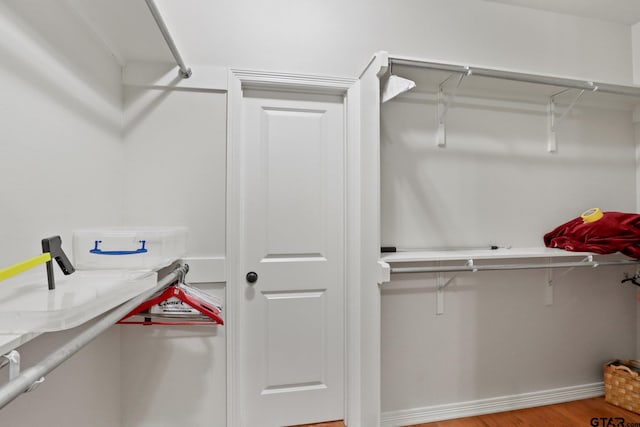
[589,417,627,427]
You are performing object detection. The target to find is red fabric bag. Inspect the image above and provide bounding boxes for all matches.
[544,211,640,259]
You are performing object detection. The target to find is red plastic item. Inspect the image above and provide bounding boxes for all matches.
[118,285,224,326]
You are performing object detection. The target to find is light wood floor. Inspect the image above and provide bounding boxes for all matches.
[295,397,640,427]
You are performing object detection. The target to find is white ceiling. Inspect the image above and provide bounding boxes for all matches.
[66,0,170,64]
[485,0,640,25]
[63,0,640,69]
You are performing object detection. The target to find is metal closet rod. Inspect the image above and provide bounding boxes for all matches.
[388,57,640,98]
[390,259,640,274]
[0,263,189,410]
[144,0,192,78]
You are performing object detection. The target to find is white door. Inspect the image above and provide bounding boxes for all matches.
[237,89,345,427]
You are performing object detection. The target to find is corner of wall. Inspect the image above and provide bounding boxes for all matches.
[634,84,640,358]
[636,120,640,357]
[633,23,640,85]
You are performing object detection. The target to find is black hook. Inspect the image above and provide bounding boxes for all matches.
[621,275,640,287]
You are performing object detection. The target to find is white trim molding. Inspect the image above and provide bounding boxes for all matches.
[229,69,355,95]
[380,382,605,427]
[352,51,389,427]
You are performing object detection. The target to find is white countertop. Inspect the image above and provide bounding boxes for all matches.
[0,269,157,355]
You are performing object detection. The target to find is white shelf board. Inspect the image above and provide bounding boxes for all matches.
[0,333,41,356]
[0,269,157,335]
[389,61,640,111]
[380,247,598,263]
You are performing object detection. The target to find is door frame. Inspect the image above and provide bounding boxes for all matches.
[226,69,361,426]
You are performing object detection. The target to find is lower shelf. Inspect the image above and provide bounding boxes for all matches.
[379,247,639,276]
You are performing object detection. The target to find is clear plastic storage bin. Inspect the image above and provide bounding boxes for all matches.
[73,227,187,270]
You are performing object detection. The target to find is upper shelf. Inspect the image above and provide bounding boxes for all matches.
[387,55,640,111]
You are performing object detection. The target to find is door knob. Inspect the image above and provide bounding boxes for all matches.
[246,271,258,284]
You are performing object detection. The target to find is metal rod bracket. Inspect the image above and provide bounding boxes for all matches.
[1,351,44,393]
[144,0,192,79]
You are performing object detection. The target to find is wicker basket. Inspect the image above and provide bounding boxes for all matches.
[604,360,640,414]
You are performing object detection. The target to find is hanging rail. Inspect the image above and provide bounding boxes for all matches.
[388,56,640,98]
[144,0,192,78]
[389,258,640,275]
[0,263,189,410]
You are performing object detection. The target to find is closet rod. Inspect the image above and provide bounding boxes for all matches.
[390,259,640,274]
[0,263,189,410]
[144,0,192,78]
[388,56,640,98]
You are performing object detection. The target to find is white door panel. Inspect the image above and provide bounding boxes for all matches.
[238,90,345,427]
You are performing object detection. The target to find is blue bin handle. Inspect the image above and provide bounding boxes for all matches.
[90,240,148,255]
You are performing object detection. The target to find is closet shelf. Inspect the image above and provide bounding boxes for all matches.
[0,334,40,357]
[380,247,640,274]
[381,247,595,263]
[0,269,157,335]
[388,55,640,108]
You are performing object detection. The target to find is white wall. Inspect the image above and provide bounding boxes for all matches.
[120,84,226,256]
[380,85,639,414]
[120,83,227,427]
[0,326,122,427]
[633,22,640,84]
[381,88,637,249]
[630,20,640,362]
[0,0,123,262]
[0,0,124,425]
[154,0,633,84]
[1,0,639,426]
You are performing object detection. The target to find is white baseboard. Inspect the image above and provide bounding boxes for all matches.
[380,382,604,427]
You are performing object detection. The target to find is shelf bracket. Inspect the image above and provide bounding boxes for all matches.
[545,258,554,306]
[547,255,597,301]
[547,85,595,153]
[436,271,459,315]
[437,69,470,147]
[1,351,44,393]
[546,255,597,305]
[436,273,445,315]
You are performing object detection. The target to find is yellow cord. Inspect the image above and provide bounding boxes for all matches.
[0,253,52,282]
